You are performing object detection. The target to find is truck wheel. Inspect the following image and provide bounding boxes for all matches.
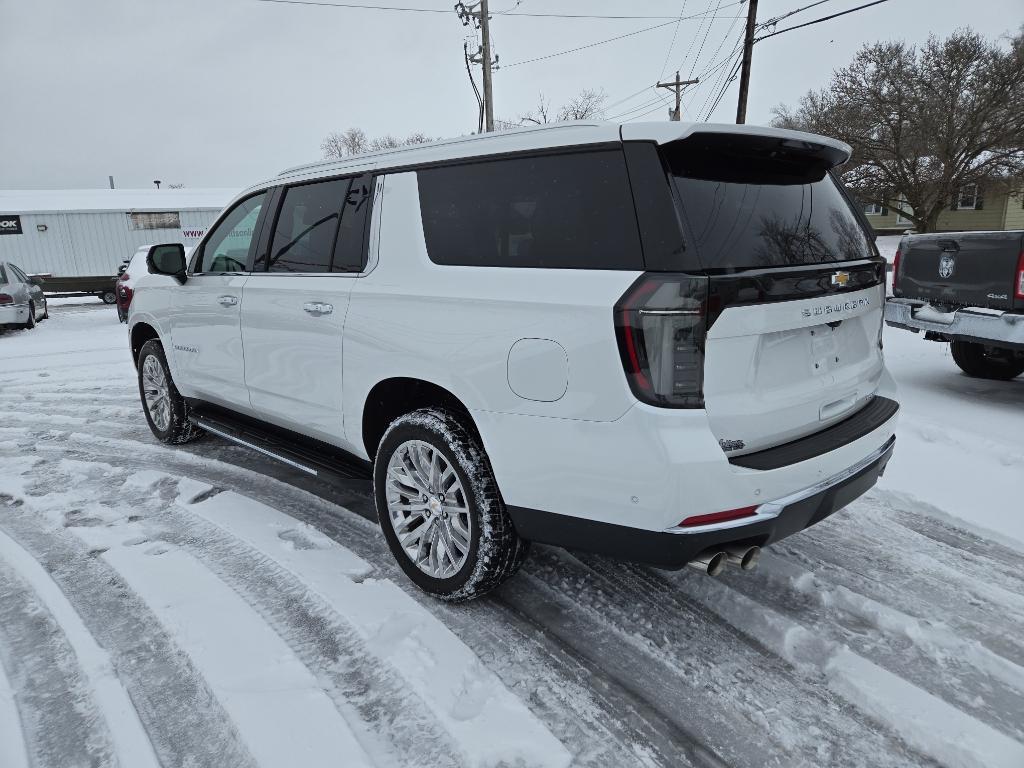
[374,408,530,601]
[137,340,204,444]
[99,290,117,304]
[950,341,1024,380]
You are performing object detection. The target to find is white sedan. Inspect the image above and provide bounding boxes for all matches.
[0,261,48,330]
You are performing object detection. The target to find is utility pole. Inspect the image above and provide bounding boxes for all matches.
[656,71,700,121]
[456,2,499,132]
[479,0,494,132]
[735,0,759,124]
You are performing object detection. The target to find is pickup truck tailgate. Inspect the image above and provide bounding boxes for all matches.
[895,231,1024,310]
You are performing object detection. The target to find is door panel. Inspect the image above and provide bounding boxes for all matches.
[241,276,354,443]
[168,274,251,409]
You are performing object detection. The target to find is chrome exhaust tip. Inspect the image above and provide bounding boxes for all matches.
[686,550,728,576]
[725,545,760,571]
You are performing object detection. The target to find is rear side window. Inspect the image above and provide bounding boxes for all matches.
[664,134,872,270]
[0,264,7,283]
[269,178,350,273]
[417,150,643,269]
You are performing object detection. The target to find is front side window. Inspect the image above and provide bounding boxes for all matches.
[664,135,872,269]
[8,263,29,283]
[269,178,350,273]
[198,193,266,273]
[417,150,643,270]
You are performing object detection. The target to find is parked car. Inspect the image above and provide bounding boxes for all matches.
[885,230,1024,379]
[0,261,48,331]
[116,246,189,322]
[128,122,899,600]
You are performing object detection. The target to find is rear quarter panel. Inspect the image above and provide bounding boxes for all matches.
[343,171,641,458]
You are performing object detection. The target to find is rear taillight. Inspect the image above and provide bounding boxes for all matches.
[891,248,901,296]
[119,272,130,282]
[0,293,12,305]
[615,273,708,408]
[1016,250,1024,301]
[118,284,134,306]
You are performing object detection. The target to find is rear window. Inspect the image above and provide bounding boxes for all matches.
[664,135,872,270]
[417,150,643,270]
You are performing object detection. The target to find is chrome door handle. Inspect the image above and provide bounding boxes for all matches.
[218,295,239,307]
[303,302,333,315]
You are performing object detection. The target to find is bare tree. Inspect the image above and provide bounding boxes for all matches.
[771,29,1024,232]
[322,129,436,158]
[503,88,608,129]
[321,128,368,159]
[557,88,608,121]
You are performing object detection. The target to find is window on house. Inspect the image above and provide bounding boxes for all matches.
[128,212,181,230]
[955,184,978,210]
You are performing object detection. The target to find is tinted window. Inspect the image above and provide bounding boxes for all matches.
[664,135,872,270]
[417,150,643,269]
[199,193,266,273]
[332,177,372,272]
[269,178,349,273]
[0,264,7,283]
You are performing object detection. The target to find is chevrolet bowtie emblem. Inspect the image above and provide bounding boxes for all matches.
[831,271,850,287]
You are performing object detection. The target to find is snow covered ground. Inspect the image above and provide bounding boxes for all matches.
[1,301,1022,768]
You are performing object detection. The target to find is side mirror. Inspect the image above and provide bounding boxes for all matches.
[147,244,187,283]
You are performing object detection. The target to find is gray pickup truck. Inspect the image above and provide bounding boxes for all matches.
[885,230,1024,380]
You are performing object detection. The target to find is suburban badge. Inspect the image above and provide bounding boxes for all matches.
[830,271,850,287]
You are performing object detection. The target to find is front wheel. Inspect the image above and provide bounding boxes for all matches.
[374,409,529,601]
[950,341,1024,380]
[137,340,204,444]
[22,302,36,330]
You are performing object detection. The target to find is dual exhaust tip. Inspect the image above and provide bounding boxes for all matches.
[687,545,760,576]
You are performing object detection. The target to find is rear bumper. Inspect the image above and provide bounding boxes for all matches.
[0,302,29,326]
[885,298,1024,350]
[509,436,895,569]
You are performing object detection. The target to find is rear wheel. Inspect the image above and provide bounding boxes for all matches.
[950,341,1024,380]
[137,339,204,444]
[22,302,36,330]
[374,409,529,601]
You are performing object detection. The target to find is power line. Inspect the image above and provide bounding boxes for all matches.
[755,0,890,41]
[658,1,689,80]
[760,0,835,27]
[253,0,746,19]
[686,0,724,78]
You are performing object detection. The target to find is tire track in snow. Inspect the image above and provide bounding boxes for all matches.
[712,549,1024,741]
[0,480,259,768]
[524,548,935,768]
[0,525,161,768]
[0,551,107,768]
[48,439,693,767]
[0,636,29,768]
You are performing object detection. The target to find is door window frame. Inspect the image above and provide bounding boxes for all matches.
[250,172,375,278]
[189,189,271,276]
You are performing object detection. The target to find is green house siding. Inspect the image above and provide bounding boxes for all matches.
[863,188,1024,233]
[1004,194,1024,230]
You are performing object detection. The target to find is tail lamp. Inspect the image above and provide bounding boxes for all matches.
[1016,250,1024,301]
[0,293,13,305]
[891,248,901,296]
[615,274,709,408]
[677,506,758,528]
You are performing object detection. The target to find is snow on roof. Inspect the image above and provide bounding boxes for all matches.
[0,188,240,214]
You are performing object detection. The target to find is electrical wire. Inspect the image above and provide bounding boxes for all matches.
[685,0,724,78]
[254,0,746,19]
[658,1,689,80]
[755,0,890,41]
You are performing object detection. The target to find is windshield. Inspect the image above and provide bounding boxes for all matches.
[663,135,873,271]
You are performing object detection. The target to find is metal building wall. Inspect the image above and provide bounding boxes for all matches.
[0,208,219,277]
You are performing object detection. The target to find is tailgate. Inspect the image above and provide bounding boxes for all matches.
[897,231,1024,310]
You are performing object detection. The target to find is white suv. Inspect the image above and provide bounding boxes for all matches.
[129,122,898,600]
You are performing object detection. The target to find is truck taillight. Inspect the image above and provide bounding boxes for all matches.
[892,248,902,296]
[0,293,12,305]
[1016,250,1024,301]
[614,273,708,408]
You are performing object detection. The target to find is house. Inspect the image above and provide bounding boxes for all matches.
[862,184,1024,234]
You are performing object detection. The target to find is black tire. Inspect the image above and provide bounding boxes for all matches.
[374,408,530,601]
[40,298,48,320]
[22,302,36,330]
[950,341,1024,381]
[137,339,204,444]
[99,290,117,304]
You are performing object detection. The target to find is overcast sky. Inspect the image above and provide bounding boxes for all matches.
[1,0,1019,190]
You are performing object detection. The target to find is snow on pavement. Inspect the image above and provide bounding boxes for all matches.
[0,300,1023,767]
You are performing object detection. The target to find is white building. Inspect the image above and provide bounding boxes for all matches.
[0,188,237,295]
